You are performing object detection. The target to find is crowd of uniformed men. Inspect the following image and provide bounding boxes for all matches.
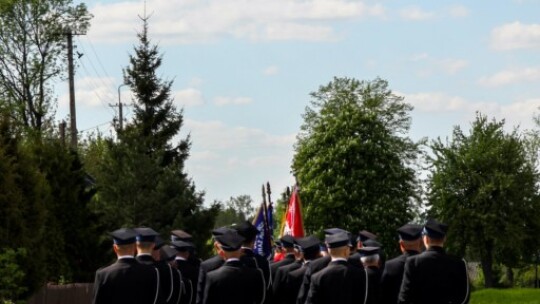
[93,219,470,304]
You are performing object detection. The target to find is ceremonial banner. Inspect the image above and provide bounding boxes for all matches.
[252,202,272,258]
[282,187,304,237]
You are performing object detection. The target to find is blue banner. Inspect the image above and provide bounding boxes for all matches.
[253,203,272,258]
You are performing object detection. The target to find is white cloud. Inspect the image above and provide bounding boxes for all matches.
[174,88,205,107]
[448,5,470,18]
[399,7,435,21]
[214,96,253,106]
[490,22,540,50]
[58,76,118,108]
[263,66,279,76]
[438,58,468,74]
[181,119,296,202]
[402,91,540,130]
[88,0,386,44]
[410,53,429,61]
[478,67,540,87]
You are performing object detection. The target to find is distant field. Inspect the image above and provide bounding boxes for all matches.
[471,288,540,304]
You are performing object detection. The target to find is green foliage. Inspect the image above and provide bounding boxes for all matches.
[427,113,540,287]
[86,17,218,258]
[215,195,255,228]
[292,77,422,255]
[0,0,92,131]
[0,248,27,302]
[470,288,540,304]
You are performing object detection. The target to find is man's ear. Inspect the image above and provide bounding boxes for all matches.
[113,244,120,254]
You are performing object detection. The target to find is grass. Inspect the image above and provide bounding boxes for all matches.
[471,288,540,304]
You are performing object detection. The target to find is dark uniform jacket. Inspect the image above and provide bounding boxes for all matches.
[305,259,367,304]
[271,253,295,280]
[398,246,470,304]
[296,256,330,304]
[93,257,159,304]
[272,260,302,304]
[365,266,381,304]
[202,259,265,304]
[137,254,181,304]
[242,248,272,289]
[380,250,419,304]
[196,255,225,304]
[285,261,313,304]
[176,258,199,304]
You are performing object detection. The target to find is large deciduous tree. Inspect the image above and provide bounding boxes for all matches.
[0,0,91,132]
[90,17,219,257]
[427,114,540,288]
[292,77,422,253]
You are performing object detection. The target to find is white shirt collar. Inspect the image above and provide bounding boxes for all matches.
[118,255,135,260]
[137,253,152,257]
[226,258,240,262]
[175,256,187,261]
[331,257,348,262]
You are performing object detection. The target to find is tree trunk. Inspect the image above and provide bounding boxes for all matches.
[481,243,494,288]
[506,267,514,287]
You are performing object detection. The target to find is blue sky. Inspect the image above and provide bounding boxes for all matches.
[57,0,540,206]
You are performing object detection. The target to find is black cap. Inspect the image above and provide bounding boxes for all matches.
[323,228,349,236]
[232,221,259,240]
[280,235,295,248]
[161,246,178,261]
[423,219,448,239]
[358,230,377,242]
[135,227,158,243]
[397,224,423,241]
[358,246,379,257]
[319,243,328,252]
[363,239,382,248]
[274,241,283,248]
[212,226,233,237]
[171,230,193,242]
[325,232,351,248]
[296,236,320,255]
[154,236,165,250]
[215,231,245,251]
[171,240,195,251]
[110,228,137,245]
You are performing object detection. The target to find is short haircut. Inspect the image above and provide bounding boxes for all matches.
[360,254,379,264]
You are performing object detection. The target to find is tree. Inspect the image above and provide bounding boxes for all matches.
[292,77,422,254]
[0,0,91,132]
[427,113,540,287]
[90,17,219,257]
[215,195,255,228]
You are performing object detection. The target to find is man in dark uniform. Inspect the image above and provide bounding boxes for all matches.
[159,243,184,304]
[172,240,198,304]
[357,230,377,249]
[305,232,366,304]
[135,227,180,304]
[202,231,265,304]
[380,224,423,304]
[195,227,230,304]
[272,241,304,304]
[233,221,272,292]
[282,236,321,304]
[270,235,296,279]
[296,228,345,304]
[398,219,470,304]
[360,247,381,304]
[93,228,159,304]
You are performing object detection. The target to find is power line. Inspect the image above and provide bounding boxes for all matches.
[76,56,116,116]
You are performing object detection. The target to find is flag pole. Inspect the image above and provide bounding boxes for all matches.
[261,184,271,248]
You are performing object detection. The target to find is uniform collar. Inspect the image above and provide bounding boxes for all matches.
[118,255,135,260]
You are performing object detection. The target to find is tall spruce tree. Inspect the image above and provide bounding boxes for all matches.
[91,17,218,256]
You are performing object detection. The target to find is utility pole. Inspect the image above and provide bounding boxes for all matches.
[111,84,127,131]
[67,30,77,148]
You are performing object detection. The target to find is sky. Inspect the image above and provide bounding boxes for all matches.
[57,0,540,207]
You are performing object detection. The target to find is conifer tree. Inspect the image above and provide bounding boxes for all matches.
[92,17,218,255]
